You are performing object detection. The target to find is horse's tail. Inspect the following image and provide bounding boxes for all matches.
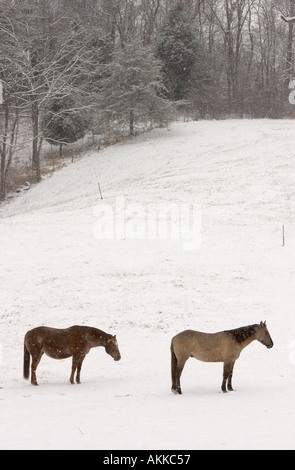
[23,343,30,380]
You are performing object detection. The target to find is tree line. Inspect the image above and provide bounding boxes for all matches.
[0,0,294,199]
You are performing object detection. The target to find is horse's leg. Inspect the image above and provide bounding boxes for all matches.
[227,362,235,392]
[75,354,86,384]
[171,345,186,395]
[31,350,44,386]
[176,360,186,394]
[171,346,179,393]
[70,355,79,384]
[222,362,235,393]
[173,357,187,395]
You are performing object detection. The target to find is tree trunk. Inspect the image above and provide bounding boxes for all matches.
[31,99,41,183]
[0,154,6,200]
[286,0,295,93]
[0,100,19,200]
[0,104,9,200]
[129,109,135,136]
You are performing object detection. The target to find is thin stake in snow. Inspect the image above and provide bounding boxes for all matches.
[282,225,285,247]
[98,182,103,200]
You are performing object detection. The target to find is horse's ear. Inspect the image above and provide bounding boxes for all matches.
[114,335,116,340]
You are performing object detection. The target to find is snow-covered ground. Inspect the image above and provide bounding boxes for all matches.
[0,120,294,450]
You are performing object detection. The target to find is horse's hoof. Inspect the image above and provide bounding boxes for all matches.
[172,387,182,395]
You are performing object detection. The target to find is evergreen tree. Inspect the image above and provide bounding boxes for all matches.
[42,94,89,156]
[97,42,174,136]
[156,3,199,101]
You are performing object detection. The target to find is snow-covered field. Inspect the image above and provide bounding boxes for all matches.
[0,120,294,450]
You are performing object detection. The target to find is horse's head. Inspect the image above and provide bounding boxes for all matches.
[256,321,274,349]
[105,335,121,361]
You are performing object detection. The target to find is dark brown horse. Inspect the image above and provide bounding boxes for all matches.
[171,321,273,394]
[24,325,121,386]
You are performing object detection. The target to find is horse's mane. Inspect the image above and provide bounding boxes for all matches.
[224,324,258,344]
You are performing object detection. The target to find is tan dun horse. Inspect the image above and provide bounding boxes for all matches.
[171,321,273,394]
[24,325,121,385]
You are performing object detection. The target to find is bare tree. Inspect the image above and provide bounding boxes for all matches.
[0,91,19,200]
[138,0,161,45]
[0,0,92,182]
[283,0,295,93]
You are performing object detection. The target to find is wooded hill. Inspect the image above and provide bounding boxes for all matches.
[0,0,295,197]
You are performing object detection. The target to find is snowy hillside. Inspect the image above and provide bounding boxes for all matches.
[0,120,294,450]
